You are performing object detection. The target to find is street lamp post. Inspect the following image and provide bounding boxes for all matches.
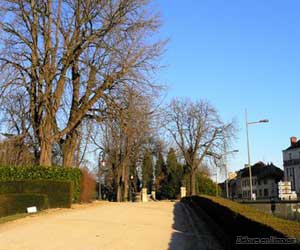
[129,175,134,202]
[245,109,269,200]
[213,158,219,196]
[98,158,106,200]
[216,166,218,196]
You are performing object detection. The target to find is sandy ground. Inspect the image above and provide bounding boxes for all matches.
[0,201,217,250]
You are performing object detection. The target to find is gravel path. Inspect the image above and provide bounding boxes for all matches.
[0,201,219,250]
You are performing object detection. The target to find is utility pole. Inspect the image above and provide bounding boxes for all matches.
[245,109,253,200]
[210,150,238,198]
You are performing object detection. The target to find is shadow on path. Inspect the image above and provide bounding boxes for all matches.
[168,202,197,250]
[168,202,223,250]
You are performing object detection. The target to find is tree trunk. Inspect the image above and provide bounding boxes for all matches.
[62,6,80,168]
[39,121,53,166]
[122,159,130,201]
[62,130,78,167]
[117,182,123,202]
[190,168,196,196]
[39,138,52,166]
[116,170,123,202]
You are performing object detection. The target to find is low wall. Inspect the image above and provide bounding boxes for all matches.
[239,200,300,221]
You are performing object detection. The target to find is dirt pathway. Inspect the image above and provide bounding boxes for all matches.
[0,201,218,250]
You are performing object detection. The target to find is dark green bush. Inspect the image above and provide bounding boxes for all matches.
[0,180,72,208]
[0,166,82,202]
[0,193,48,218]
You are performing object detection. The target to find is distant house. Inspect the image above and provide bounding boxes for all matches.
[282,136,300,196]
[227,162,283,200]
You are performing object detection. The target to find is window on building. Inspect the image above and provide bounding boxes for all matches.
[289,153,292,160]
[258,180,261,185]
[263,179,267,185]
[264,189,268,197]
[259,189,262,197]
[292,168,296,190]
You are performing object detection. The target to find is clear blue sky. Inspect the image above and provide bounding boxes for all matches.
[154,0,300,174]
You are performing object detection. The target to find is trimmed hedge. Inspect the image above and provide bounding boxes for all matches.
[182,195,300,250]
[0,166,82,202]
[0,180,72,208]
[0,193,48,217]
[201,195,300,239]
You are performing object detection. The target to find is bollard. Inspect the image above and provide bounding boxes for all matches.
[142,188,148,202]
[180,187,186,198]
[151,190,156,200]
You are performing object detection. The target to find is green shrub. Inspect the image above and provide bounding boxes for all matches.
[0,180,72,208]
[0,166,82,202]
[183,171,220,196]
[0,193,48,218]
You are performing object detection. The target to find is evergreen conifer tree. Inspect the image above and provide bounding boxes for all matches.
[158,148,184,199]
[142,150,153,192]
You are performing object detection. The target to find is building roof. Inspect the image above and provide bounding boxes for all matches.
[238,161,283,181]
[284,140,300,151]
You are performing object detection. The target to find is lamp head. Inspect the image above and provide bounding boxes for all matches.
[259,119,269,123]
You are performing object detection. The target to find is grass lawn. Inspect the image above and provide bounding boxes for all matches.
[0,213,30,224]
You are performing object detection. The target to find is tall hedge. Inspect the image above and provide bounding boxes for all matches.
[0,180,72,208]
[182,196,300,249]
[0,166,82,202]
[0,193,48,217]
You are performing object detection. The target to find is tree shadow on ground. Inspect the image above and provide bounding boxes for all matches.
[168,202,200,250]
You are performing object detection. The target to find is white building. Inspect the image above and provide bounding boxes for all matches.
[278,181,297,200]
[282,136,300,196]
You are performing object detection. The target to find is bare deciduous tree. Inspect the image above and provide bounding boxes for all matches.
[0,0,164,166]
[92,83,162,201]
[166,98,235,195]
